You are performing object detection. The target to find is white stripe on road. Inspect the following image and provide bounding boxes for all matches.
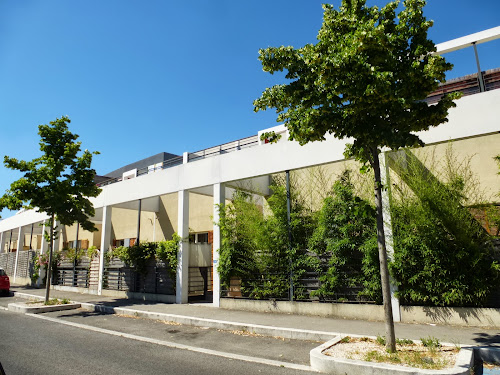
[24,312,317,372]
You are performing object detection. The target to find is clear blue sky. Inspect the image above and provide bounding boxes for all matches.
[1,0,499,219]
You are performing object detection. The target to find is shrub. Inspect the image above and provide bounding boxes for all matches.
[309,170,381,302]
[390,149,499,306]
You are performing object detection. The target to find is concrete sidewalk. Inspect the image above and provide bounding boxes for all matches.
[10,284,500,346]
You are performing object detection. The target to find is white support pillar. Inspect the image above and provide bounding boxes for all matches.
[37,221,47,287]
[98,206,112,295]
[176,190,190,304]
[380,151,401,322]
[212,183,225,307]
[13,226,24,282]
[0,232,4,254]
[40,221,47,254]
[52,221,60,253]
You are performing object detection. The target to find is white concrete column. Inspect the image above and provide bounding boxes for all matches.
[176,190,190,304]
[182,152,189,164]
[40,221,47,254]
[51,220,61,253]
[13,226,24,282]
[0,232,4,254]
[380,151,401,322]
[98,206,112,295]
[212,183,225,307]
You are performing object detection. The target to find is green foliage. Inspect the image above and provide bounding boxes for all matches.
[44,298,69,306]
[0,116,101,230]
[61,247,86,263]
[0,116,100,301]
[86,246,98,259]
[376,335,386,346]
[396,338,415,345]
[309,171,381,302]
[390,150,499,306]
[259,131,282,144]
[107,234,180,279]
[217,190,262,289]
[254,0,458,165]
[217,174,315,300]
[250,178,315,300]
[156,234,181,281]
[420,337,440,351]
[111,243,156,275]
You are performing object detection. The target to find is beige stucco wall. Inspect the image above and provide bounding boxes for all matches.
[409,133,500,203]
[286,133,499,210]
[80,192,217,249]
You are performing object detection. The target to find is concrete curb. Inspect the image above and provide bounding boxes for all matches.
[310,337,474,375]
[13,291,339,341]
[8,302,81,314]
[81,302,339,341]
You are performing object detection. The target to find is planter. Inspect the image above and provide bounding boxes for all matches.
[228,276,242,297]
[310,337,473,375]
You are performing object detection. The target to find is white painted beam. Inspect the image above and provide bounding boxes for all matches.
[434,26,500,55]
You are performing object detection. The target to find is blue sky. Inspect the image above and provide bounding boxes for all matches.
[0,0,499,219]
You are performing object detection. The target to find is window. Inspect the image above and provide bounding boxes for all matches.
[189,232,209,243]
[196,233,209,243]
[114,239,125,247]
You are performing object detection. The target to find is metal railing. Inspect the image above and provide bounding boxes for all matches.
[96,135,259,188]
[425,68,500,104]
[103,263,175,295]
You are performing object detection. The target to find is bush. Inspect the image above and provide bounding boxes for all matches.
[309,170,381,302]
[390,149,499,306]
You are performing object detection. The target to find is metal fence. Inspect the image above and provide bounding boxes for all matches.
[220,251,374,303]
[54,257,91,288]
[103,259,175,295]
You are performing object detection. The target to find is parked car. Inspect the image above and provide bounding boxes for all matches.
[0,268,10,296]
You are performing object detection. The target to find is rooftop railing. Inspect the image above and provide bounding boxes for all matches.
[96,135,259,187]
[425,68,500,104]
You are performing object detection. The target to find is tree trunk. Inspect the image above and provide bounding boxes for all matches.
[44,214,55,303]
[371,148,396,353]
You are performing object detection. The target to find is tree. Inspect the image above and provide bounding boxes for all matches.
[254,0,458,351]
[0,116,101,303]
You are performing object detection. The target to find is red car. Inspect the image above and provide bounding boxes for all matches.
[0,268,9,296]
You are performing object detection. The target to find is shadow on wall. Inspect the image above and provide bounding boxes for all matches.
[401,305,500,327]
[157,196,175,241]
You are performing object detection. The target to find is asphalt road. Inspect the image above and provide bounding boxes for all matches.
[0,296,319,375]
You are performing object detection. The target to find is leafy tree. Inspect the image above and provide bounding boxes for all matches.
[309,171,381,302]
[254,0,458,351]
[0,116,100,303]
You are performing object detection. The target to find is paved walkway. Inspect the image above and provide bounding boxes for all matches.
[10,284,500,346]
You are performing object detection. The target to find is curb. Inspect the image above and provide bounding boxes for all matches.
[13,291,339,341]
[8,302,81,314]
